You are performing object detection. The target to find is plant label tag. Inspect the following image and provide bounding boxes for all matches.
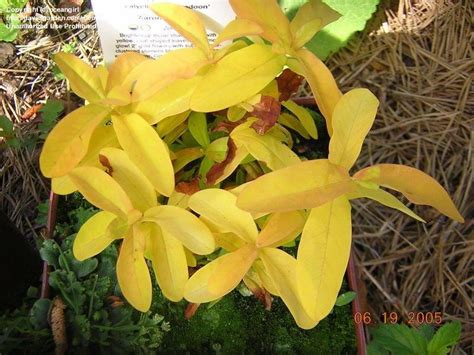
[90,0,235,64]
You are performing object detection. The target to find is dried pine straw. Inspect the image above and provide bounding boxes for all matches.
[322,0,472,352]
[0,0,472,352]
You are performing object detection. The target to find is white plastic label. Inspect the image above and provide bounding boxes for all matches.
[90,0,236,64]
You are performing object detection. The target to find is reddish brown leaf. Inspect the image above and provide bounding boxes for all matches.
[252,287,273,311]
[213,118,245,134]
[206,138,237,185]
[175,178,200,195]
[21,104,43,121]
[185,303,201,320]
[99,154,114,176]
[277,69,304,101]
[250,95,281,135]
[107,295,124,308]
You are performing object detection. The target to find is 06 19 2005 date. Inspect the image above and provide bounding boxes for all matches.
[353,311,443,325]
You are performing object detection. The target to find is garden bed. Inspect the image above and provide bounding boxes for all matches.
[32,191,359,353]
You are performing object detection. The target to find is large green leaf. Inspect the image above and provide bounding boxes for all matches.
[279,0,380,59]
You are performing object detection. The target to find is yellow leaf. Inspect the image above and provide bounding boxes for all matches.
[99,148,156,212]
[184,244,257,303]
[73,211,118,261]
[188,189,258,243]
[112,113,174,196]
[227,105,248,122]
[243,268,264,294]
[184,248,197,267]
[329,89,379,170]
[54,52,105,102]
[213,19,263,46]
[296,196,352,321]
[229,0,292,45]
[282,100,318,139]
[231,124,301,171]
[52,176,76,195]
[107,217,129,238]
[167,191,190,209]
[81,122,120,166]
[259,248,317,329]
[190,44,286,112]
[148,224,188,302]
[291,18,322,49]
[156,111,190,137]
[131,48,209,102]
[99,85,131,107]
[134,76,202,125]
[51,123,120,196]
[348,182,425,222]
[261,81,280,101]
[117,225,152,312]
[354,164,464,222]
[106,52,150,92]
[296,48,341,135]
[290,0,341,48]
[94,65,108,91]
[173,147,204,172]
[150,3,211,56]
[143,205,215,255]
[208,244,257,294]
[163,123,188,145]
[257,211,305,248]
[236,159,353,213]
[68,166,135,220]
[278,113,310,139]
[214,232,246,252]
[253,260,279,295]
[213,40,248,62]
[40,105,111,178]
[205,137,228,163]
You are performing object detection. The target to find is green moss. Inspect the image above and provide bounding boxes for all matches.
[158,287,356,354]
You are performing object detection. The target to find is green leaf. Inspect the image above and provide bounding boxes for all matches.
[334,291,356,306]
[288,0,380,60]
[39,240,60,269]
[0,115,14,136]
[369,323,428,355]
[8,0,28,10]
[198,156,214,188]
[49,270,87,310]
[70,256,99,278]
[39,99,64,137]
[419,324,435,342]
[0,14,20,42]
[188,112,210,148]
[205,137,229,163]
[52,65,66,81]
[29,299,52,330]
[367,342,389,355]
[427,321,461,355]
[0,115,21,148]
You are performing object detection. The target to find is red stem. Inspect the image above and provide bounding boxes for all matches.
[347,250,367,355]
[40,191,58,299]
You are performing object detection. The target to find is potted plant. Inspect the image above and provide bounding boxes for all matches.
[37,0,463,352]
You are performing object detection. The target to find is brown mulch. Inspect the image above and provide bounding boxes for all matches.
[0,0,100,236]
[0,0,472,352]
